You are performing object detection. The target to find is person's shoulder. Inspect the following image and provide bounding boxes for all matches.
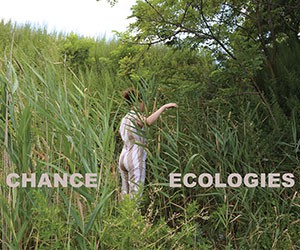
[126,110,139,118]
[125,110,145,127]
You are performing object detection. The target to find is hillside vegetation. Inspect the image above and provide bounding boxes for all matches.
[0,8,299,249]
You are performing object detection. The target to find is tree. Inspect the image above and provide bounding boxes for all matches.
[121,0,299,120]
[127,0,299,59]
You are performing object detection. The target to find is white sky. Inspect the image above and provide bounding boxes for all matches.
[0,0,136,38]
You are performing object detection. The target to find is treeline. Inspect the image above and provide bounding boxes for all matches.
[0,16,299,250]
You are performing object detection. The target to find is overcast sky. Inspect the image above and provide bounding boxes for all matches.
[0,0,136,38]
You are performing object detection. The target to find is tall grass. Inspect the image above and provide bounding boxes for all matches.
[0,21,299,249]
[0,28,118,248]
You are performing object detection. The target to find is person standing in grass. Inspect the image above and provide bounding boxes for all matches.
[118,88,177,199]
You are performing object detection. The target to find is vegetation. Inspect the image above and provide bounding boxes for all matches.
[0,0,299,248]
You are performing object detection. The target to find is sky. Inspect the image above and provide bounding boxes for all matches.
[0,0,136,38]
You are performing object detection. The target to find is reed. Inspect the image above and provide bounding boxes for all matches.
[0,21,299,249]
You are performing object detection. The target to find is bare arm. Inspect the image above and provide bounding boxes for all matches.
[137,103,177,127]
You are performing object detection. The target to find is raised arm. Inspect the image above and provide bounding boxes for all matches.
[136,103,177,127]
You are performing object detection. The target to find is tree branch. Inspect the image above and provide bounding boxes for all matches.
[199,0,237,60]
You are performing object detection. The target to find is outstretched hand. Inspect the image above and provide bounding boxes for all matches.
[164,103,178,110]
[145,102,178,126]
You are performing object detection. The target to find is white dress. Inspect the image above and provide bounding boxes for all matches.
[118,110,147,198]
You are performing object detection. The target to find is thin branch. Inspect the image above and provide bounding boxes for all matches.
[180,1,193,25]
[199,0,237,60]
[145,0,166,22]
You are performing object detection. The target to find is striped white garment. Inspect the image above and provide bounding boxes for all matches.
[118,110,147,198]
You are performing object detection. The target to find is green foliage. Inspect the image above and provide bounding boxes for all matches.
[100,197,206,249]
[258,38,300,117]
[126,0,300,123]
[0,16,299,250]
[61,33,95,72]
[30,190,68,249]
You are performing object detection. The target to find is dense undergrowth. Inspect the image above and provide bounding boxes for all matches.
[0,20,299,249]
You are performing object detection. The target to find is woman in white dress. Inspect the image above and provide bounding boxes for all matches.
[118,88,177,199]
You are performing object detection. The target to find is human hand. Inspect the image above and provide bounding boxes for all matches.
[163,103,178,110]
